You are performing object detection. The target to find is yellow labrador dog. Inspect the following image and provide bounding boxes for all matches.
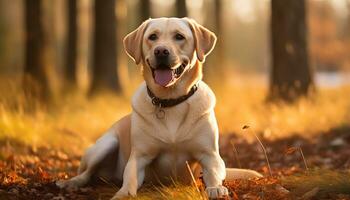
[57,18,262,199]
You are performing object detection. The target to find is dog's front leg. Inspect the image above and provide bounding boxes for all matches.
[200,151,229,199]
[111,151,152,200]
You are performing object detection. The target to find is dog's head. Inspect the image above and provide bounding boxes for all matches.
[123,18,216,91]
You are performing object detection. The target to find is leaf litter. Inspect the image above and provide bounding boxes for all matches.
[0,126,350,199]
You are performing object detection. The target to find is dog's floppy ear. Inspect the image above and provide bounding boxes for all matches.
[185,18,217,62]
[123,19,150,65]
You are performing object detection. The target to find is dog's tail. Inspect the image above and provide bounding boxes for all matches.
[225,168,263,181]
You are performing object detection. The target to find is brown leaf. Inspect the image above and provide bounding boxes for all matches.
[261,166,270,174]
[284,147,298,155]
[242,125,250,130]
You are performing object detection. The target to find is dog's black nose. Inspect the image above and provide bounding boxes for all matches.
[154,47,169,58]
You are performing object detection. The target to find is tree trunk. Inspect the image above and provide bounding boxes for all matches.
[176,0,187,18]
[203,0,223,81]
[214,0,222,34]
[269,0,314,102]
[140,0,150,22]
[346,1,350,38]
[213,0,223,67]
[90,0,121,94]
[24,0,49,101]
[65,0,77,87]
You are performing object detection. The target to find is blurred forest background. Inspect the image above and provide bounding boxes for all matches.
[0,0,349,145]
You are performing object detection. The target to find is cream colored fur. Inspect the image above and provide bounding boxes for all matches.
[56,18,262,200]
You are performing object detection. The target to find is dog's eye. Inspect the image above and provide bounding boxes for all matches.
[175,33,185,41]
[148,34,158,41]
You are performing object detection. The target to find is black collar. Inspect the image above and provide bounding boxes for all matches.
[146,84,198,108]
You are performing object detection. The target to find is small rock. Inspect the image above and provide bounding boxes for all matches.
[330,138,345,146]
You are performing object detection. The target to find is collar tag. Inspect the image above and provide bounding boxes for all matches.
[155,107,165,119]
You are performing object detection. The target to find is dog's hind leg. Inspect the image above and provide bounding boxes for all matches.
[56,132,119,189]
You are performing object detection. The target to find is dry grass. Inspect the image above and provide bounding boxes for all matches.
[282,169,350,197]
[127,184,203,200]
[93,182,203,200]
[1,74,350,151]
[0,78,130,151]
[213,75,350,139]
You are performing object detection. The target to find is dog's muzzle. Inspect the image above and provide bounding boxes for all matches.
[147,58,188,87]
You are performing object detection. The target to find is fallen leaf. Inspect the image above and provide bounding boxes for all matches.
[285,147,298,155]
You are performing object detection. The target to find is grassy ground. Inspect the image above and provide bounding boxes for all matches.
[1,76,350,199]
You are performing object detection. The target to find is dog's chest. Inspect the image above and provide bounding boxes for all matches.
[132,81,216,144]
[162,105,187,131]
[151,103,193,143]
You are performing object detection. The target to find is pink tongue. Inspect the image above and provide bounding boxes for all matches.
[154,69,173,87]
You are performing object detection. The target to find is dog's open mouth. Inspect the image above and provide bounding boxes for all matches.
[147,59,187,87]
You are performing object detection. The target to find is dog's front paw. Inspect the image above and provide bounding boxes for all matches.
[110,187,136,200]
[205,186,229,199]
